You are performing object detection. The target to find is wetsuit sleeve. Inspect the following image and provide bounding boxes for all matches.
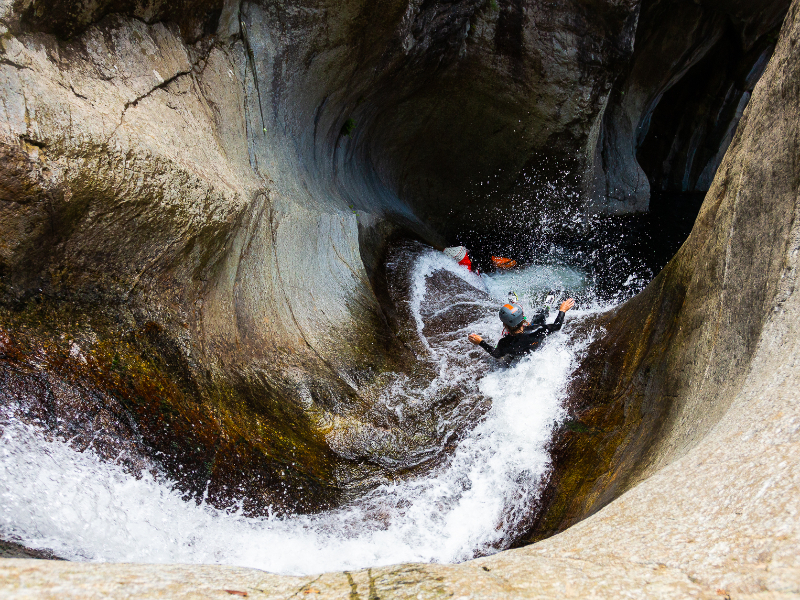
[479,340,507,358]
[543,311,566,333]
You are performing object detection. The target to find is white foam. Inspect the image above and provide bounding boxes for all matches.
[407,250,487,357]
[0,249,608,575]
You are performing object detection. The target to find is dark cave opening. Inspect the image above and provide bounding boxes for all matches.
[636,22,777,197]
[449,12,781,305]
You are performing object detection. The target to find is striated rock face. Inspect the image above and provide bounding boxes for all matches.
[0,0,646,510]
[0,0,405,511]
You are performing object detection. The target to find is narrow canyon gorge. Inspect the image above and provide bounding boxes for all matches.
[1,0,798,597]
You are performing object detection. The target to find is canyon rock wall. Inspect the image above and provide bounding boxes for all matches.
[5,0,800,593]
[587,0,789,213]
[1,0,799,596]
[0,0,410,511]
[0,0,645,510]
[527,0,800,559]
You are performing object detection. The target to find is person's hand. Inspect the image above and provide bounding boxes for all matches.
[468,333,483,345]
[559,298,575,312]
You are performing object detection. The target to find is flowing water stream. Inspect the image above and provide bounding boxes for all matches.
[0,245,614,575]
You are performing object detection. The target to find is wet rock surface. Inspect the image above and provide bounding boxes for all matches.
[524,0,800,562]
[0,540,61,560]
[0,0,650,514]
[0,0,799,595]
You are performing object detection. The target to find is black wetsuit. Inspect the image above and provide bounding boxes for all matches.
[478,311,566,358]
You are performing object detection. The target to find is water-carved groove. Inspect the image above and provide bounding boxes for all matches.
[0,0,798,596]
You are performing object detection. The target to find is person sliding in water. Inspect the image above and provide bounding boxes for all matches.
[468,298,575,358]
[443,246,477,272]
[443,246,517,274]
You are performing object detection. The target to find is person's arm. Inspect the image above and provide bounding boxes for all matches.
[469,333,507,358]
[543,311,565,332]
[481,340,508,358]
[544,298,575,332]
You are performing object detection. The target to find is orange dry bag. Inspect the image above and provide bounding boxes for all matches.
[491,256,517,269]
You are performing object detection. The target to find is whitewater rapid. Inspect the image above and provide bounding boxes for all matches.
[0,248,607,575]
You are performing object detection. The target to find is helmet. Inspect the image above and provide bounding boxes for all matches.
[499,303,525,328]
[443,246,468,262]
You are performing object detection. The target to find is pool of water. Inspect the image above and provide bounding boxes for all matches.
[0,245,612,575]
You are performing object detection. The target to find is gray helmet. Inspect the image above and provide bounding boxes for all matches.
[499,303,525,328]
